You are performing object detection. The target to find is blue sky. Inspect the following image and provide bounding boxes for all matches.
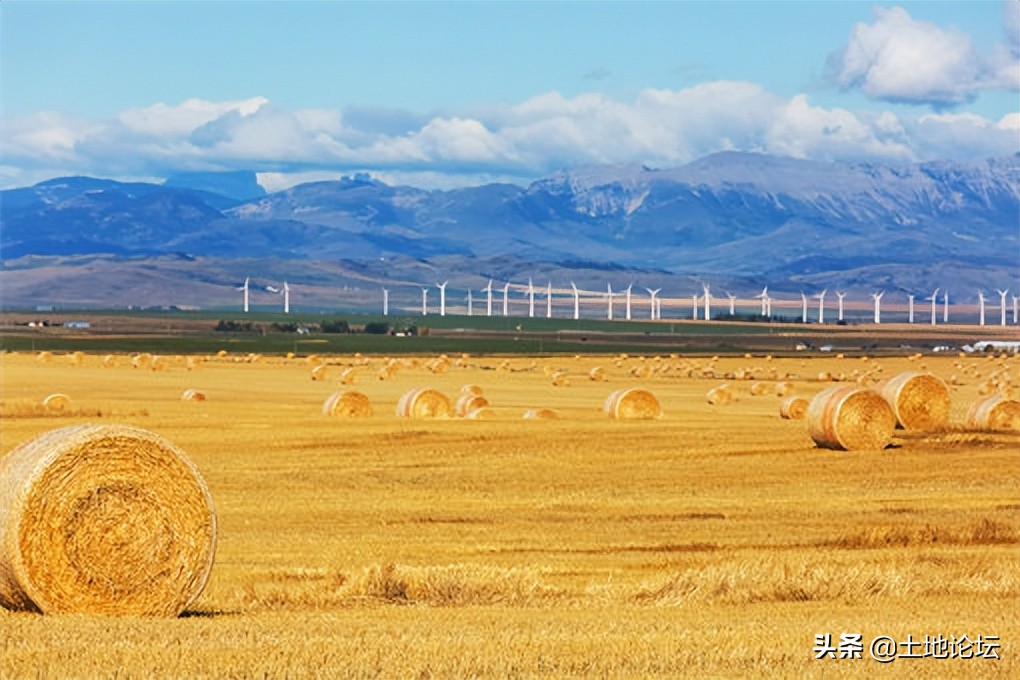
[2,0,1017,190]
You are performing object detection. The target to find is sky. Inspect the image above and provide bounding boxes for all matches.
[1,0,1018,191]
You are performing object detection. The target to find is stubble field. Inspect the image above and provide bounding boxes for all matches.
[1,347,1017,678]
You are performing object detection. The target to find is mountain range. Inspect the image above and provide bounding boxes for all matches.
[1,152,1017,310]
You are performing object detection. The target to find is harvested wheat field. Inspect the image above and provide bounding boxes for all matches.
[1,349,1017,678]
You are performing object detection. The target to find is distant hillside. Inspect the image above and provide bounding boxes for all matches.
[1,153,1017,308]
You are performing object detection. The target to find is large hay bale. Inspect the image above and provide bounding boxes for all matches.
[455,393,489,417]
[806,385,896,451]
[460,384,484,397]
[67,351,86,366]
[322,391,373,417]
[396,389,453,419]
[749,382,770,396]
[775,381,794,397]
[36,352,54,364]
[706,385,736,405]
[779,395,809,420]
[465,407,497,420]
[41,393,72,412]
[180,389,206,402]
[965,396,1020,431]
[588,367,606,382]
[338,368,358,385]
[879,372,951,430]
[604,388,661,420]
[523,408,559,420]
[310,364,327,381]
[0,424,216,616]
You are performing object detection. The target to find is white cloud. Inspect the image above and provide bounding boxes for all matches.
[828,6,1019,106]
[1,89,1017,190]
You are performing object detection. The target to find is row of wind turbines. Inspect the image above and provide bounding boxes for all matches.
[237,276,1019,326]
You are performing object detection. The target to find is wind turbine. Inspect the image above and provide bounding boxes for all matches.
[943,290,949,324]
[546,282,553,318]
[625,284,633,320]
[702,283,711,321]
[502,282,510,316]
[996,289,1009,326]
[928,288,940,325]
[239,277,250,313]
[816,289,826,324]
[978,290,986,326]
[436,281,448,317]
[283,281,290,314]
[421,287,429,316]
[725,292,736,316]
[1013,295,1019,325]
[800,293,808,324]
[646,288,661,320]
[692,293,700,320]
[382,287,389,316]
[871,291,885,324]
[755,287,768,317]
[836,291,846,322]
[466,288,473,316]
[527,278,535,318]
[484,280,493,317]
[570,282,580,320]
[606,283,614,321]
[907,294,915,324]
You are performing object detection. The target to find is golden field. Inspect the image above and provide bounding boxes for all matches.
[1,348,1017,678]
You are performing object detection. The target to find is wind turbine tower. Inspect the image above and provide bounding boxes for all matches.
[997,289,1009,326]
[756,287,768,317]
[570,282,580,320]
[943,291,949,324]
[907,294,915,324]
[928,288,940,325]
[836,291,846,322]
[606,283,614,321]
[527,279,535,318]
[625,284,633,321]
[382,288,389,316]
[421,287,429,316]
[1013,295,1019,325]
[502,283,510,316]
[437,281,448,316]
[692,293,699,320]
[546,282,553,318]
[871,291,885,324]
[485,280,493,317]
[647,288,661,320]
[241,277,250,313]
[800,293,808,324]
[283,281,290,314]
[816,289,826,324]
[466,289,473,316]
[978,290,986,326]
[726,292,736,316]
[702,283,711,321]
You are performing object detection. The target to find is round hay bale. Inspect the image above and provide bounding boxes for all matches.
[523,408,559,420]
[775,381,794,397]
[377,365,398,381]
[879,372,951,430]
[42,393,72,412]
[551,371,570,387]
[180,389,206,402]
[466,407,497,420]
[706,385,736,405]
[184,356,202,371]
[749,382,770,397]
[36,351,54,364]
[604,388,661,420]
[338,368,358,385]
[817,371,833,382]
[322,391,373,417]
[310,364,327,381]
[101,354,117,368]
[67,351,86,366]
[455,393,489,417]
[396,388,453,419]
[965,396,1020,431]
[0,424,216,616]
[779,395,809,420]
[460,384,484,397]
[805,385,895,451]
[588,366,606,382]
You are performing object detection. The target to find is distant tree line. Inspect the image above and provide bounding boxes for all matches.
[214,319,419,335]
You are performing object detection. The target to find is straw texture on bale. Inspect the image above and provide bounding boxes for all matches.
[775,381,794,397]
[749,382,770,396]
[0,424,216,616]
[395,389,453,419]
[338,368,358,385]
[36,352,54,364]
[322,391,373,418]
[42,394,72,412]
[965,396,1020,431]
[310,365,327,381]
[523,408,559,420]
[180,389,206,402]
[460,384,484,397]
[455,394,489,417]
[603,388,661,420]
[466,407,497,420]
[806,385,896,451]
[588,367,606,382]
[779,396,809,420]
[879,372,951,430]
[550,371,570,387]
